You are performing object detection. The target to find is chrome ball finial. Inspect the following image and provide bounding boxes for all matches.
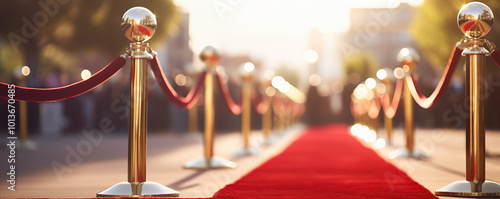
[200,46,220,68]
[397,47,420,66]
[458,2,494,38]
[121,7,157,43]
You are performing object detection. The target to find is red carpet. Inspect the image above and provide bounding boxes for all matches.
[212,124,436,198]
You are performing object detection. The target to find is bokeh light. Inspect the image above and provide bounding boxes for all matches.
[243,62,255,73]
[365,78,376,89]
[304,49,319,64]
[309,74,321,86]
[376,69,387,80]
[21,66,30,76]
[175,74,187,86]
[81,69,91,80]
[394,67,405,79]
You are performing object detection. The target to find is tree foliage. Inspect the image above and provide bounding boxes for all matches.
[410,0,500,68]
[0,0,179,81]
[342,51,379,81]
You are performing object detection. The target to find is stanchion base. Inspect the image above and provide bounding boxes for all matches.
[261,138,276,146]
[435,180,500,197]
[389,148,428,159]
[183,156,236,169]
[96,181,179,197]
[17,140,37,151]
[232,147,259,157]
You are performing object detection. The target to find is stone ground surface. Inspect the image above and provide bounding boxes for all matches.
[0,125,304,198]
[1,124,500,198]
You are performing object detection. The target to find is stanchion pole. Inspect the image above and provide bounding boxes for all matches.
[14,67,37,150]
[188,105,198,134]
[19,100,27,143]
[377,69,393,145]
[241,63,253,149]
[389,48,427,159]
[183,46,236,169]
[234,62,258,156]
[403,75,415,156]
[97,7,178,197]
[261,71,274,142]
[262,95,272,140]
[436,2,500,196]
[383,112,393,145]
[204,67,215,162]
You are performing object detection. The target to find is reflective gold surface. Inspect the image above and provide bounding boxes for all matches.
[382,78,393,145]
[128,57,148,183]
[188,105,198,134]
[204,70,215,160]
[397,48,419,68]
[19,101,27,142]
[200,46,219,68]
[458,2,493,38]
[436,4,500,195]
[98,6,179,197]
[403,80,415,155]
[241,80,252,148]
[262,95,272,140]
[121,7,157,43]
[465,54,485,189]
[184,47,235,169]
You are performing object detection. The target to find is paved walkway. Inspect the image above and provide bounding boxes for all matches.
[2,124,500,198]
[374,127,500,198]
[0,126,304,198]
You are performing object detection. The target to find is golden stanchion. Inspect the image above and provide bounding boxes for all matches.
[261,71,275,143]
[18,99,37,150]
[436,2,500,196]
[273,95,284,132]
[188,105,198,134]
[403,76,414,154]
[19,101,27,142]
[128,44,149,183]
[19,92,36,150]
[183,46,236,169]
[389,48,427,159]
[262,96,272,141]
[377,68,394,145]
[234,62,259,156]
[13,67,37,150]
[97,7,178,197]
[365,78,379,133]
[242,76,252,149]
[383,113,392,144]
[274,109,282,132]
[204,68,215,161]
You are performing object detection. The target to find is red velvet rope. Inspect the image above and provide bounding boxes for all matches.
[149,57,206,109]
[405,45,463,109]
[367,97,381,119]
[381,78,403,119]
[251,88,271,114]
[491,50,500,68]
[215,72,242,115]
[272,95,285,116]
[0,56,126,102]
